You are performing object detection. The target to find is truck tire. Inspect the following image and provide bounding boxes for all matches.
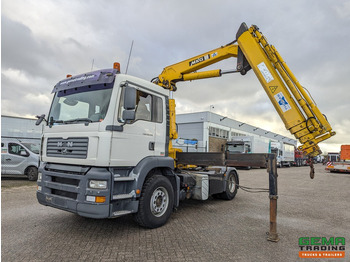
[26,166,38,181]
[215,171,239,200]
[134,174,174,229]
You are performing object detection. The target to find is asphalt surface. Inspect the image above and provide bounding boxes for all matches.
[1,175,34,188]
[1,164,349,262]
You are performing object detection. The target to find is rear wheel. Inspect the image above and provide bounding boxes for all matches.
[26,166,38,181]
[214,171,239,200]
[134,175,174,228]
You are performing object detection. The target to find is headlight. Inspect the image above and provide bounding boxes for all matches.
[37,172,42,182]
[89,180,107,189]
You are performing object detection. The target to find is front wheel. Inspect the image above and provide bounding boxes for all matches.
[134,175,174,229]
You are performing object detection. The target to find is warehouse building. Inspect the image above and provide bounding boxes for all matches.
[175,111,297,152]
[1,115,42,143]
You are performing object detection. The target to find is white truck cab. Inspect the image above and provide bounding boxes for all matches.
[270,141,295,167]
[41,70,168,167]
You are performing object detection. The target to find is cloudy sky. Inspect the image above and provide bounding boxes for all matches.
[2,0,350,153]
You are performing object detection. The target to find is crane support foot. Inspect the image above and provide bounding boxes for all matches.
[267,196,280,242]
[309,157,315,179]
[267,154,279,242]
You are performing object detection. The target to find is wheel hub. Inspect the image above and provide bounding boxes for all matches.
[150,187,169,217]
[228,175,236,193]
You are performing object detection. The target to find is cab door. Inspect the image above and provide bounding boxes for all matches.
[110,84,164,167]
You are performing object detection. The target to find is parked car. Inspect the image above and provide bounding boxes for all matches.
[1,138,39,181]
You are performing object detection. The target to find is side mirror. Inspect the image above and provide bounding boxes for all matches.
[36,114,46,126]
[124,86,136,110]
[122,110,135,121]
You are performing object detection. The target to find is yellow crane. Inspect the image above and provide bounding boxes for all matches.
[153,22,336,166]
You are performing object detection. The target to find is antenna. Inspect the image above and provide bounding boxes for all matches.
[125,40,134,74]
[91,59,94,71]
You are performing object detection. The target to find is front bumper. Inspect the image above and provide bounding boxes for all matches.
[37,191,110,218]
[37,163,112,218]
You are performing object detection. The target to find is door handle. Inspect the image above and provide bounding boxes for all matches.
[149,142,155,151]
[6,158,11,161]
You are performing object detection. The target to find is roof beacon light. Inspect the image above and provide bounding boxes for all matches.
[66,74,72,78]
[113,62,121,72]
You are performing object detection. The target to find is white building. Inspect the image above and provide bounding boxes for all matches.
[175,111,297,152]
[1,115,42,142]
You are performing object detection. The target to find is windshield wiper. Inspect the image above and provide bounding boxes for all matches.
[49,118,93,126]
[49,119,64,125]
[63,118,93,125]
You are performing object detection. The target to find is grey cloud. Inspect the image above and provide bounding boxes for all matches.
[2,16,54,77]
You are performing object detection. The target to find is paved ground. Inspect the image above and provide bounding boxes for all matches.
[1,175,34,188]
[2,164,350,262]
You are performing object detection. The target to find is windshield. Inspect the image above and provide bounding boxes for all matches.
[227,144,244,153]
[22,142,40,154]
[48,83,113,125]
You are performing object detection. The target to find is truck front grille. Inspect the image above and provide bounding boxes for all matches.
[52,176,80,186]
[47,137,88,159]
[51,189,78,200]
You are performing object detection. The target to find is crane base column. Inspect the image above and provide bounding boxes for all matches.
[267,154,280,242]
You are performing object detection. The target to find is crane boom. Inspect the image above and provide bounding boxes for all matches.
[153,22,335,161]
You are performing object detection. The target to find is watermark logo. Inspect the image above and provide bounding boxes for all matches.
[299,237,346,258]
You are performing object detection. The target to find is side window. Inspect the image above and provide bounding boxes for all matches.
[118,86,163,123]
[8,143,29,157]
[153,96,163,123]
[135,91,152,121]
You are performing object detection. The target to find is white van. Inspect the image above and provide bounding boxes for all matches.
[1,138,39,181]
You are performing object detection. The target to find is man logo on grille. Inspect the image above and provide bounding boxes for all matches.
[57,141,73,147]
[56,141,73,154]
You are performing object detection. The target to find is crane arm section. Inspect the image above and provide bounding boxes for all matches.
[155,44,239,91]
[154,22,335,160]
[236,23,335,157]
